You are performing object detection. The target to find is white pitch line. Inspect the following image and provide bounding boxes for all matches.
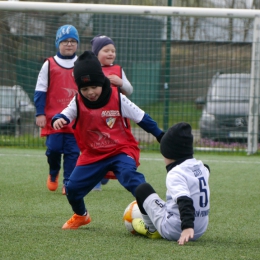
[141,158,260,164]
[0,153,259,164]
[0,153,43,157]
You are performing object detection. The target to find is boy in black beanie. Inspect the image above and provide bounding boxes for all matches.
[132,122,210,245]
[52,51,164,230]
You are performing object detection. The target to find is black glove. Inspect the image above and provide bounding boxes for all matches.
[156,132,165,143]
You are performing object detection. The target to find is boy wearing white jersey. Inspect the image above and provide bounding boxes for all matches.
[132,122,210,245]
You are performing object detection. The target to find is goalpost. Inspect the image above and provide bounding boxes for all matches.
[0,2,260,17]
[0,1,259,154]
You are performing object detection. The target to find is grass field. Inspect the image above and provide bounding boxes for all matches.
[1,148,260,260]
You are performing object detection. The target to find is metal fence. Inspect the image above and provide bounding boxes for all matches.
[0,2,259,154]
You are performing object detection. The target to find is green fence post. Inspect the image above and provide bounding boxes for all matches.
[163,0,172,131]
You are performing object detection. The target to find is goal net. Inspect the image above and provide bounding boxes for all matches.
[0,2,258,153]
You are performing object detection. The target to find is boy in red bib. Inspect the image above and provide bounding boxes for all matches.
[34,25,80,195]
[91,35,133,190]
[91,34,133,96]
[52,51,164,229]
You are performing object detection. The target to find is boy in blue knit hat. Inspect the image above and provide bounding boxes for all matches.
[34,25,80,195]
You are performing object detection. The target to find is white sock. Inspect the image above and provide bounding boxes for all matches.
[141,214,156,232]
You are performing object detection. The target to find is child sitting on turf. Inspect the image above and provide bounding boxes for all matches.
[132,122,210,245]
[91,34,133,190]
[52,51,164,230]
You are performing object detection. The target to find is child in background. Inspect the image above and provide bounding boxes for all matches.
[52,51,164,229]
[91,34,133,96]
[132,122,210,245]
[91,34,133,190]
[34,25,80,195]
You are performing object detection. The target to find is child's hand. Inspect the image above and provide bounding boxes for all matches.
[177,228,194,245]
[53,118,67,130]
[107,74,123,87]
[36,115,46,128]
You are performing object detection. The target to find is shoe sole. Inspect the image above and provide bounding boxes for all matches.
[132,218,162,239]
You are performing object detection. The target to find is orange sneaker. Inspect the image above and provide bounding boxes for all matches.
[47,174,59,191]
[62,185,66,195]
[62,213,92,230]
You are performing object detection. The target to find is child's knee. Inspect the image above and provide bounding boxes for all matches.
[136,183,156,202]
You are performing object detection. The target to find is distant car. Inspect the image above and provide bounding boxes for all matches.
[197,72,256,142]
[0,85,35,135]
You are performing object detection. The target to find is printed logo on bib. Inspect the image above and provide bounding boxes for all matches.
[101,110,120,117]
[62,88,78,98]
[106,117,116,128]
[88,130,117,148]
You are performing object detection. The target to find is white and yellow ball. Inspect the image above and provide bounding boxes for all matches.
[123,200,142,234]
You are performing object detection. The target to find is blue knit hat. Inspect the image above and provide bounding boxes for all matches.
[91,35,115,56]
[55,25,80,48]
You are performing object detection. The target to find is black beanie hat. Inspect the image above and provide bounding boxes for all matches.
[160,122,193,160]
[74,51,105,89]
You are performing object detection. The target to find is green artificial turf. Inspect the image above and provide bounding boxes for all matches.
[0,148,259,260]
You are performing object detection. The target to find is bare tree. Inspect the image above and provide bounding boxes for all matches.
[0,12,20,85]
[173,0,208,40]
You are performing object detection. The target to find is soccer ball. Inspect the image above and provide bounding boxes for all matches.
[123,200,142,234]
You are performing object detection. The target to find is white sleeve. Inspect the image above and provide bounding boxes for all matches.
[121,69,133,96]
[120,94,145,123]
[60,96,78,122]
[35,60,49,92]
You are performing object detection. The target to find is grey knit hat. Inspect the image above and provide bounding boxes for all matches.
[91,35,115,56]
